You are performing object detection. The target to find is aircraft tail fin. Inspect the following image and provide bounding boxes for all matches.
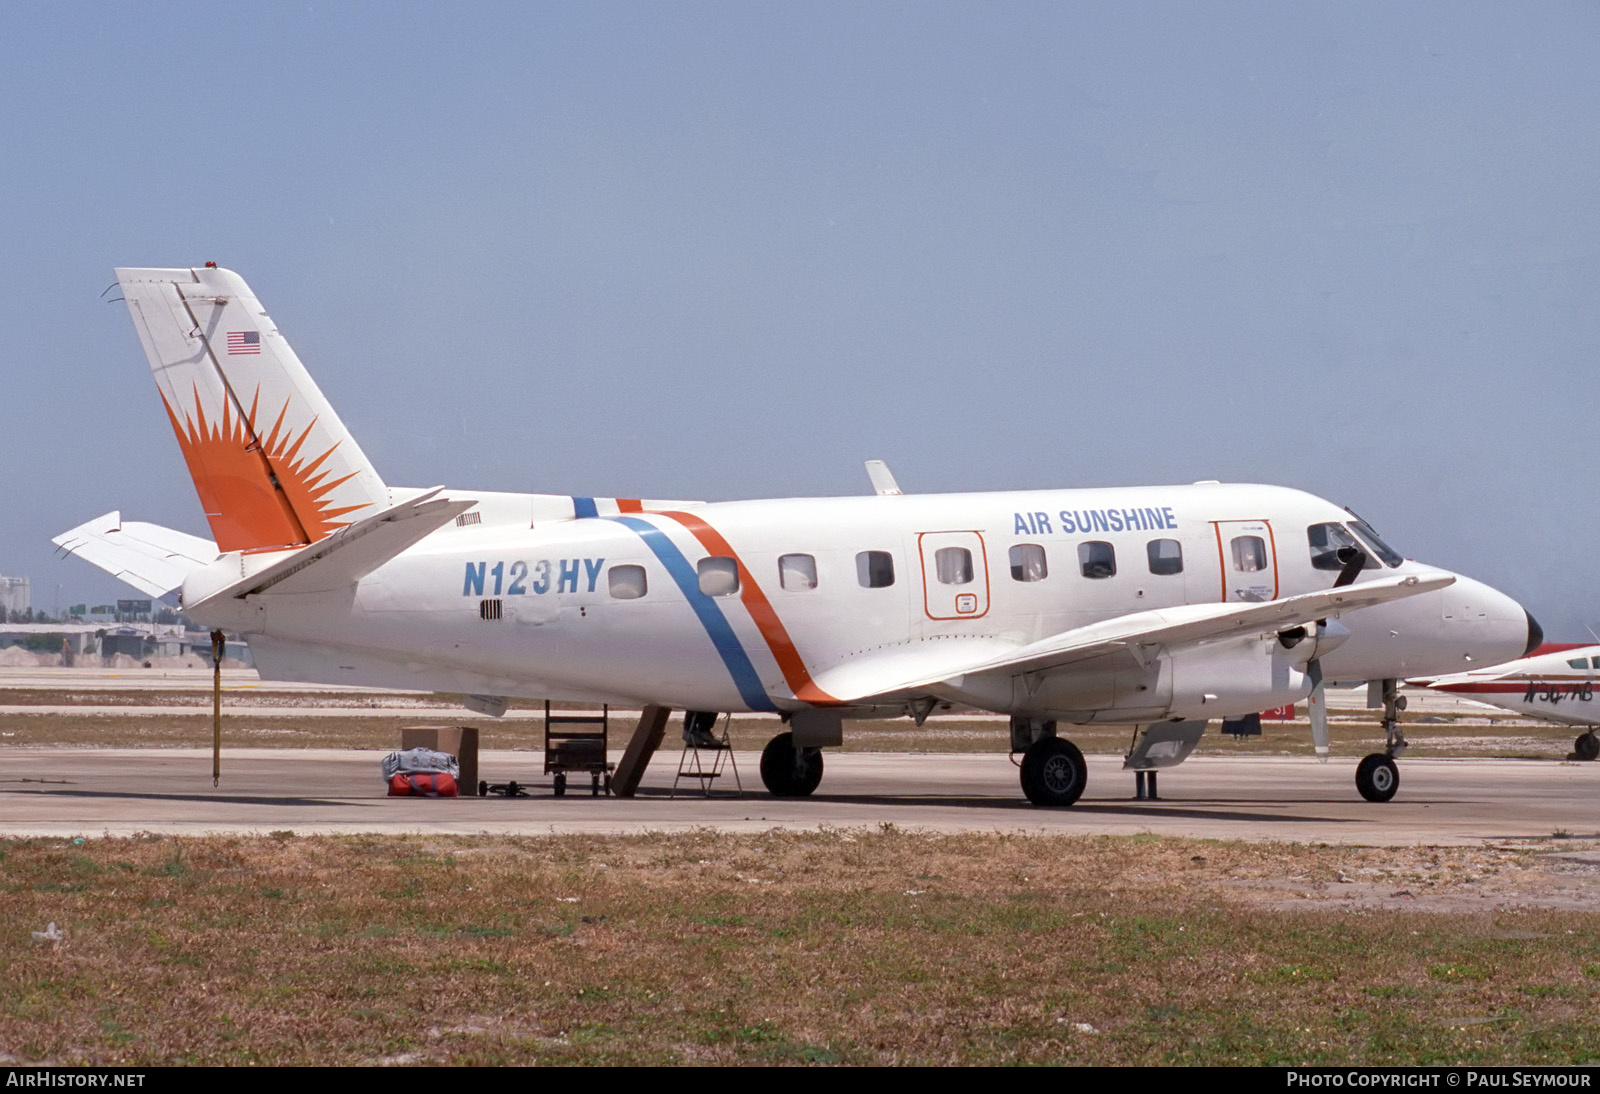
[115,266,389,553]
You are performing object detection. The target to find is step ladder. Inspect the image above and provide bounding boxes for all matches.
[672,712,742,798]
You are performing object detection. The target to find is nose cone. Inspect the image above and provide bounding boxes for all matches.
[1444,575,1537,669]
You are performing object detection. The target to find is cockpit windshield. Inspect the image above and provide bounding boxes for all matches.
[1346,518,1403,568]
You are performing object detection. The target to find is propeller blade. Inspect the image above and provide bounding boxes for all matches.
[1333,546,1366,588]
[1307,657,1330,762]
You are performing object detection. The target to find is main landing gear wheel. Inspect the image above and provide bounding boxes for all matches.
[1020,737,1087,807]
[760,732,824,797]
[1574,733,1599,763]
[1355,753,1399,803]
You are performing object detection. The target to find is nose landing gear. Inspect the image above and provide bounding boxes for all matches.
[1356,679,1406,802]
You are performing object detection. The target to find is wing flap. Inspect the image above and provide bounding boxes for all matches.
[805,636,1021,703]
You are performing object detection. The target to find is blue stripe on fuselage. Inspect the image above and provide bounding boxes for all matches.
[610,515,777,712]
[572,496,599,519]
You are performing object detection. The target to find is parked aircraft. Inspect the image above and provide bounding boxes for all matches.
[1416,644,1600,761]
[56,265,1541,805]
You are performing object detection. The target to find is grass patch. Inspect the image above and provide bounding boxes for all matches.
[0,832,1596,1065]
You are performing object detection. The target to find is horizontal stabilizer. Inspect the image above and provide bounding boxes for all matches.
[52,512,217,598]
[196,488,475,602]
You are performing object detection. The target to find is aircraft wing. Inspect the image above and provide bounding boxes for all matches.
[52,512,218,598]
[806,636,1022,702]
[814,573,1454,703]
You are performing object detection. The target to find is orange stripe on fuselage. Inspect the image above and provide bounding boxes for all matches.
[652,510,839,705]
[617,498,644,513]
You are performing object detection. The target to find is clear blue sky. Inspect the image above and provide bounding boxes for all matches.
[2,2,1596,636]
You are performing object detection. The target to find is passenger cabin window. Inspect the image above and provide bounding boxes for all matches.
[1307,523,1375,572]
[856,550,895,588]
[1568,658,1588,670]
[779,553,817,591]
[608,565,647,600]
[1231,535,1268,573]
[935,546,974,585]
[1147,538,1183,575]
[697,556,739,597]
[1078,541,1116,579]
[1009,544,1047,582]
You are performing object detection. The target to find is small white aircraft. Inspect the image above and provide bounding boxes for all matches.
[56,265,1541,805]
[1416,644,1600,761]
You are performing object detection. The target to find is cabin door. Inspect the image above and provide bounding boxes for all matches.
[1212,520,1279,603]
[916,531,991,621]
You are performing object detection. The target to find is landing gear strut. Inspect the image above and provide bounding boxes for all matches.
[1356,679,1406,802]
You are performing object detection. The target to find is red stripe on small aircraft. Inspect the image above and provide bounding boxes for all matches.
[617,499,643,513]
[651,509,839,705]
[1435,680,1592,695]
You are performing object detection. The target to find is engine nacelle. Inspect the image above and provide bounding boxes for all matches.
[1163,635,1314,721]
[935,631,1318,724]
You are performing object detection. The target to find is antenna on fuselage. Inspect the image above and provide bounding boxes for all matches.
[864,460,903,496]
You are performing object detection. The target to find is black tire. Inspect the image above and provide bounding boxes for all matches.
[1575,733,1599,762]
[477,780,488,797]
[759,732,824,797]
[1020,737,1087,807]
[1355,753,1399,802]
[553,773,565,797]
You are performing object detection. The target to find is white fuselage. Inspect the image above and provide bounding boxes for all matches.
[182,481,1533,722]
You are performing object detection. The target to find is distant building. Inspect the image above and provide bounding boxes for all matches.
[0,576,29,616]
[0,622,253,666]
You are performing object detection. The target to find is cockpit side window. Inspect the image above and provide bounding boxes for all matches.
[1307,523,1377,572]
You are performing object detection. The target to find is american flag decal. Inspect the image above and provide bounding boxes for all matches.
[226,331,261,355]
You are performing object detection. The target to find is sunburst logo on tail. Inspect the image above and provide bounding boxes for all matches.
[161,385,372,553]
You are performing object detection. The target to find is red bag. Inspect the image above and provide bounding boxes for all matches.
[388,772,458,797]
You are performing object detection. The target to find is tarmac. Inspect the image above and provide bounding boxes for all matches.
[1,747,1595,844]
[1,665,1594,845]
